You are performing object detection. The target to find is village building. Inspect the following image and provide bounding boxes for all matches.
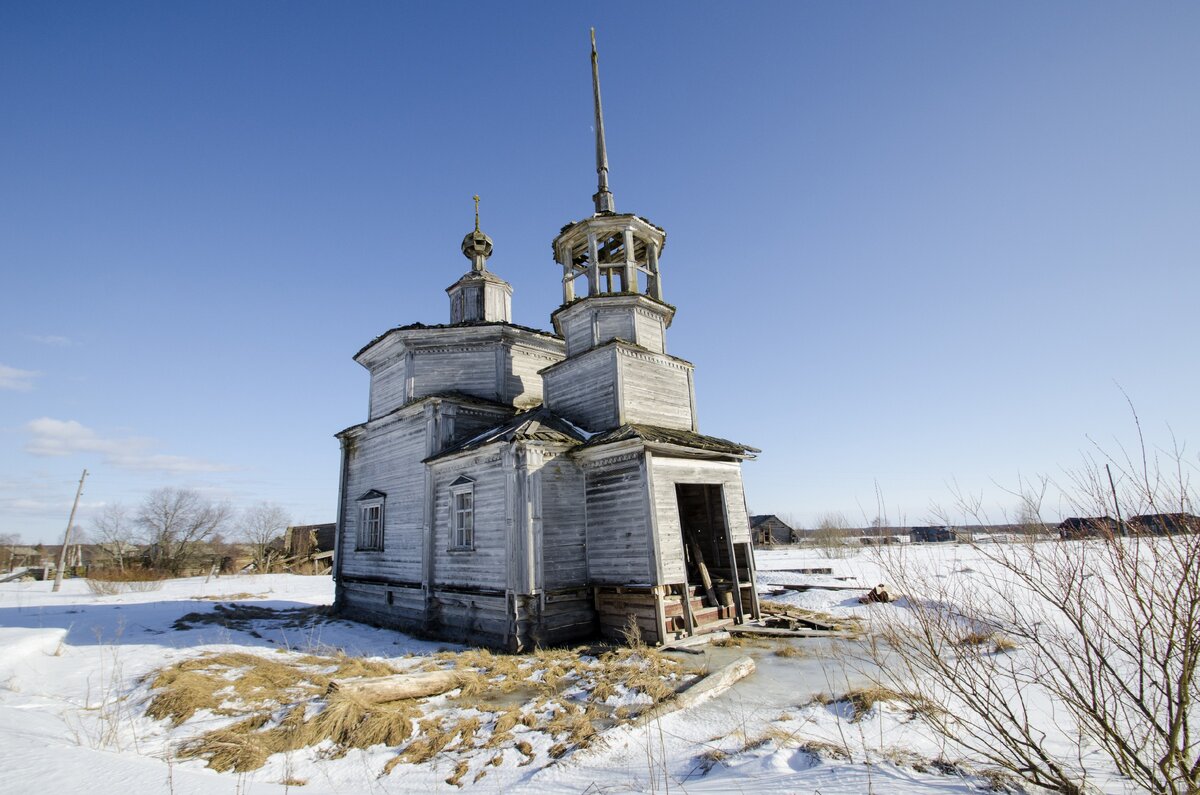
[749,515,796,545]
[332,33,760,650]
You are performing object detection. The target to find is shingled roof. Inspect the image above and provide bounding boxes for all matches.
[581,424,759,457]
[425,406,588,462]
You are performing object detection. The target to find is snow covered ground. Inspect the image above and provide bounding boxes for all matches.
[0,548,1135,793]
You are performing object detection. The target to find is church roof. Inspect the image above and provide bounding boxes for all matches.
[425,406,588,462]
[581,424,759,457]
[355,321,561,360]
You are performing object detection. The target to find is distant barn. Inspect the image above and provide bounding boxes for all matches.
[1128,513,1200,536]
[1058,516,1118,540]
[910,525,955,543]
[749,515,795,545]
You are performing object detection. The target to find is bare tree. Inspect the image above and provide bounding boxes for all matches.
[91,504,135,572]
[136,488,231,574]
[240,502,291,573]
[811,511,851,558]
[867,426,1200,794]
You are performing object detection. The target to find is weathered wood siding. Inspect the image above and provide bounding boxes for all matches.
[508,344,559,409]
[539,454,587,590]
[562,311,595,358]
[632,309,665,353]
[368,355,408,419]
[339,579,427,629]
[412,347,501,402]
[584,454,653,584]
[340,412,427,584]
[617,348,694,430]
[648,457,752,584]
[542,347,618,432]
[595,309,635,349]
[429,454,508,591]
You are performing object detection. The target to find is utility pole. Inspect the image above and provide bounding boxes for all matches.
[52,469,88,592]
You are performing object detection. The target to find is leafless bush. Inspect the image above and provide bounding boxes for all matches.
[811,512,852,558]
[86,579,124,596]
[868,416,1200,794]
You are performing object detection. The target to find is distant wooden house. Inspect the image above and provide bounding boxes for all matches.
[283,523,337,573]
[750,515,795,545]
[1058,516,1118,540]
[332,39,760,651]
[910,525,955,543]
[1128,513,1200,536]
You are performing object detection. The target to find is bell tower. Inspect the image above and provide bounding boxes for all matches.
[541,31,697,434]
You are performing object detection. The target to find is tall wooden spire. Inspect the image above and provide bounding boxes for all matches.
[591,28,615,214]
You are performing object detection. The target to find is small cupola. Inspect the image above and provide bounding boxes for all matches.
[447,195,513,324]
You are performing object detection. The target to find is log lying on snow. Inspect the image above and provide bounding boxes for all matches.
[638,656,756,724]
[326,670,464,703]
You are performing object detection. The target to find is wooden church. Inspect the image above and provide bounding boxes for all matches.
[332,33,760,650]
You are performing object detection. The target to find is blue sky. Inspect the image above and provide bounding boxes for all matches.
[2,2,1198,543]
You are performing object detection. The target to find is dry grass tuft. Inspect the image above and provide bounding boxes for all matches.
[491,706,522,735]
[177,714,273,772]
[696,747,729,773]
[813,686,906,722]
[774,644,807,658]
[990,635,1019,654]
[515,739,535,766]
[445,760,469,788]
[799,739,852,761]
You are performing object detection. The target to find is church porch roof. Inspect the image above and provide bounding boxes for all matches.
[579,424,759,458]
[424,405,588,463]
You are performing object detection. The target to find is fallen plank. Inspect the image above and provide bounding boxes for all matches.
[639,655,756,723]
[757,567,835,575]
[326,670,464,703]
[768,583,865,593]
[661,630,731,654]
[730,624,854,639]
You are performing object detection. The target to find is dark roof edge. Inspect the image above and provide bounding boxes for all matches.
[354,321,562,361]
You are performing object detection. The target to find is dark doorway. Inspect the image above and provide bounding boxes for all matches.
[675,483,743,621]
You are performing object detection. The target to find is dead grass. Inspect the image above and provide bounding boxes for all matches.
[774,644,807,658]
[811,685,943,724]
[811,686,905,722]
[152,640,694,777]
[957,630,1020,655]
[799,739,852,761]
[445,759,469,787]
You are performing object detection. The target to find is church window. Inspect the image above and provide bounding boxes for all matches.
[449,476,475,550]
[356,490,385,550]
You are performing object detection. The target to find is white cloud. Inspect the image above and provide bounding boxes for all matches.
[23,417,233,475]
[25,334,72,347]
[0,363,40,391]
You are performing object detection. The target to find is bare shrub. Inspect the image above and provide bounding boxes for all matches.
[811,512,852,558]
[868,417,1200,795]
[85,579,124,596]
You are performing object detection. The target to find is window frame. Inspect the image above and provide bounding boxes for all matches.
[449,477,475,551]
[355,490,385,551]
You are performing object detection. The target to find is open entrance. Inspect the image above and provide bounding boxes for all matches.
[674,484,756,634]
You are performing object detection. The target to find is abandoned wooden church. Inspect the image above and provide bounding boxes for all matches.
[333,35,761,650]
